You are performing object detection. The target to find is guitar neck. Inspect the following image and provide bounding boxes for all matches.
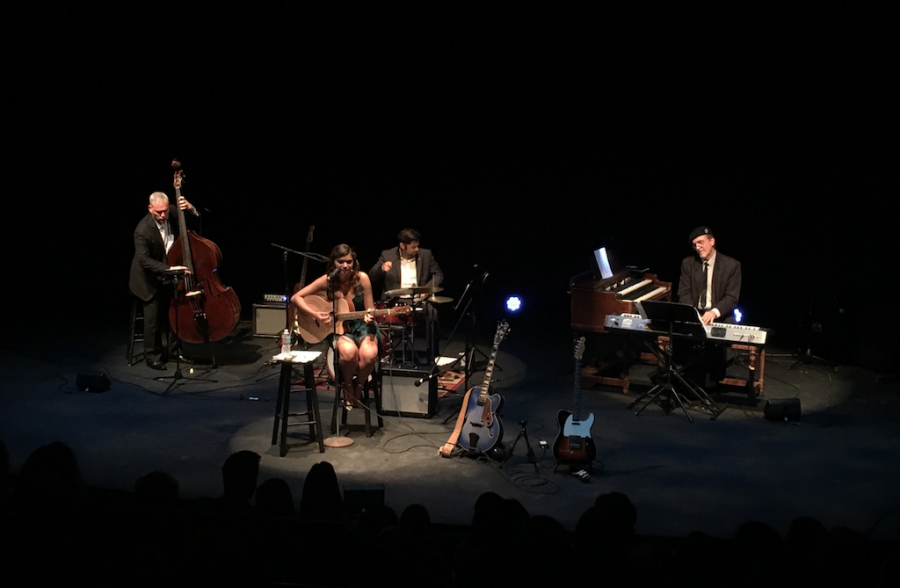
[572,357,583,421]
[478,347,500,403]
[571,336,586,422]
[335,308,395,322]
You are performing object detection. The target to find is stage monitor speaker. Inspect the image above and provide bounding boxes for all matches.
[253,302,287,337]
[343,483,385,516]
[76,372,110,393]
[763,398,801,422]
[380,366,438,418]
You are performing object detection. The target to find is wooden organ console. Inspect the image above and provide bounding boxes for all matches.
[570,269,672,393]
[570,271,672,333]
[571,268,767,396]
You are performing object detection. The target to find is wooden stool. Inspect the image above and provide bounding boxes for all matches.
[331,359,383,438]
[272,351,325,456]
[126,297,145,366]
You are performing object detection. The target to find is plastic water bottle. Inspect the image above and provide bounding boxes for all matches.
[281,329,291,356]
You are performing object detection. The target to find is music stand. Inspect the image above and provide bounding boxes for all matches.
[626,300,724,422]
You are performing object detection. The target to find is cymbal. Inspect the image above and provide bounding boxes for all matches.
[384,286,444,298]
[426,295,454,304]
[410,286,444,295]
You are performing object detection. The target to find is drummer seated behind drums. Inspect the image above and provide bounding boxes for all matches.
[291,244,380,408]
[368,228,443,297]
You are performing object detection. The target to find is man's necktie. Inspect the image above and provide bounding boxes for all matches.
[699,261,709,310]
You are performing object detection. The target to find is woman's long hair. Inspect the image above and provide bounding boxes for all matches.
[328,243,361,292]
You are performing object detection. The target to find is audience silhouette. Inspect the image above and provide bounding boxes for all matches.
[1,439,897,587]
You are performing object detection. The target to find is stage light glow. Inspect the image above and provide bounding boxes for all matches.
[505,296,522,312]
[734,308,742,323]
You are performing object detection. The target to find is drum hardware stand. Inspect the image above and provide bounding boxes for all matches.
[389,300,418,368]
[500,419,538,474]
[154,271,217,395]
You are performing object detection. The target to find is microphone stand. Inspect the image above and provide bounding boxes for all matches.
[154,270,217,394]
[438,267,493,424]
[270,242,329,333]
[324,270,353,448]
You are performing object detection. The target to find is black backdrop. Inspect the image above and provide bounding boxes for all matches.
[7,3,896,370]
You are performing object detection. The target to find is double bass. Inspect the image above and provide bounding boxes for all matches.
[167,160,241,344]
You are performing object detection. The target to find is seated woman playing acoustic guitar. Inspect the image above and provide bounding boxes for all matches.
[291,244,380,408]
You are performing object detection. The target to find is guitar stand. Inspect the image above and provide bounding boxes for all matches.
[500,420,538,474]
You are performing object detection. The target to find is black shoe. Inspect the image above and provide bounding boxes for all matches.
[146,360,167,371]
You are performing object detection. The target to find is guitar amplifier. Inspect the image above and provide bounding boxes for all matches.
[380,366,438,418]
[253,301,288,337]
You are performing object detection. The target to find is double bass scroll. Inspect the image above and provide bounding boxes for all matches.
[166,159,241,344]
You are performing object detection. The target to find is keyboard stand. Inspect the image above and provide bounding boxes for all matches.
[625,301,725,422]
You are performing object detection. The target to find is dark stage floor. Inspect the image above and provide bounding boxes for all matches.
[2,314,899,541]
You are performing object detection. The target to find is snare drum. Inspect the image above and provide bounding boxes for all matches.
[376,300,412,325]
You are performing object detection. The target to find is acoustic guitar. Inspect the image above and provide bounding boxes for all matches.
[457,321,510,454]
[294,294,411,344]
[552,336,597,464]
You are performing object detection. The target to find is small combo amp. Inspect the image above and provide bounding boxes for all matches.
[763,398,802,422]
[380,366,438,418]
[262,293,289,303]
[253,298,288,337]
[76,371,111,393]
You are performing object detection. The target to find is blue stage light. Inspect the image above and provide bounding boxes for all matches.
[505,296,522,313]
[734,308,742,323]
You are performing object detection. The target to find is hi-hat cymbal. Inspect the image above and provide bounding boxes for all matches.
[426,295,454,304]
[410,286,444,295]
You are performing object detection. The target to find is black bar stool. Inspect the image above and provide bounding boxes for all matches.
[126,296,145,366]
[272,351,325,456]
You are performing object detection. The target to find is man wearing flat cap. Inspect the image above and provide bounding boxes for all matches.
[678,226,741,325]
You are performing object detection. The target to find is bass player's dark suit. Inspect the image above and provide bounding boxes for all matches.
[129,205,182,366]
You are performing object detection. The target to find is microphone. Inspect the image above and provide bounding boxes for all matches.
[414,378,423,387]
[327,267,341,281]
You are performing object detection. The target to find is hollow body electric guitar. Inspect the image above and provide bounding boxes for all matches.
[553,336,596,464]
[458,321,510,454]
[294,294,411,344]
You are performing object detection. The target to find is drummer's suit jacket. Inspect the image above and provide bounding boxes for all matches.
[368,247,443,296]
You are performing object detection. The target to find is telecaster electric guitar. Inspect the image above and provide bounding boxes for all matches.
[294,295,410,344]
[458,321,510,454]
[553,336,596,464]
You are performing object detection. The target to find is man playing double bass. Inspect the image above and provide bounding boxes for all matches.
[129,191,198,370]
